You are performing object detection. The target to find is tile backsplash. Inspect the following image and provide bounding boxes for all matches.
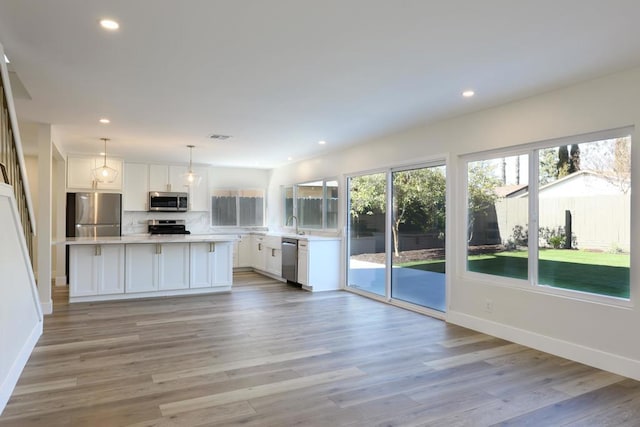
[122,211,212,235]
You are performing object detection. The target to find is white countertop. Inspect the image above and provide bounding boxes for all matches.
[61,234,241,245]
[261,232,341,241]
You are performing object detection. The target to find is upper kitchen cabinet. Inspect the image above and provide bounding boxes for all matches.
[188,166,209,211]
[149,164,189,193]
[67,155,123,191]
[123,163,149,211]
[124,162,209,212]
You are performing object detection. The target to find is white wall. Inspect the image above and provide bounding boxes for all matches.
[268,66,640,379]
[0,184,42,414]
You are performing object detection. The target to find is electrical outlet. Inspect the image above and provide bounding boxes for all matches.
[484,298,494,313]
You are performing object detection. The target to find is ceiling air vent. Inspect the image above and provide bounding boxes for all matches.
[208,134,231,140]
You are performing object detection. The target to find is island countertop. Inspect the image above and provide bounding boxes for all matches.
[61,234,241,245]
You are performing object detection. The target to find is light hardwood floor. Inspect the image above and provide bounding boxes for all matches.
[2,272,639,426]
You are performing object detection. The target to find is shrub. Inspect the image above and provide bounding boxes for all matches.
[539,226,577,249]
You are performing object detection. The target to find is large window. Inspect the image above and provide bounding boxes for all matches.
[465,131,631,300]
[467,154,529,280]
[211,189,265,227]
[282,179,339,230]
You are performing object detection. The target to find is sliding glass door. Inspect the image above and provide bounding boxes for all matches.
[347,172,387,297]
[391,166,446,311]
[347,164,447,312]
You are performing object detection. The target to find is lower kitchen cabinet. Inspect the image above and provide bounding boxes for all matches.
[234,235,252,268]
[252,235,282,278]
[251,235,267,271]
[125,243,189,293]
[190,241,233,288]
[69,244,125,297]
[297,238,341,291]
[265,244,282,277]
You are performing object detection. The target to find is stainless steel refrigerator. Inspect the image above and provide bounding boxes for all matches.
[66,192,122,238]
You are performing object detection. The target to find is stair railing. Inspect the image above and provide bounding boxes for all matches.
[0,53,36,263]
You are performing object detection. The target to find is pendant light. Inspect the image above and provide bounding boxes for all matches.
[183,144,202,186]
[91,138,119,183]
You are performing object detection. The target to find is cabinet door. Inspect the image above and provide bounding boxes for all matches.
[69,245,99,296]
[67,155,123,191]
[298,243,309,286]
[187,166,209,211]
[98,244,125,295]
[190,242,213,288]
[149,164,170,192]
[123,163,149,211]
[158,243,190,290]
[125,244,158,293]
[67,156,97,190]
[252,236,266,270]
[236,235,252,267]
[266,246,282,277]
[213,242,233,286]
[169,165,189,193]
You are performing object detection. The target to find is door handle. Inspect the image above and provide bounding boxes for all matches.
[95,245,101,256]
[209,242,216,253]
[272,248,275,257]
[156,244,162,255]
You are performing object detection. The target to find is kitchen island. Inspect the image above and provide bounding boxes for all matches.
[62,234,239,303]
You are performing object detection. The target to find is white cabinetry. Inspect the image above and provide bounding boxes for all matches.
[234,235,253,268]
[123,163,149,211]
[149,164,188,193]
[188,166,209,211]
[297,238,341,292]
[143,163,208,211]
[67,155,123,191]
[125,243,190,293]
[190,242,233,288]
[69,244,125,297]
[298,240,309,286]
[251,235,267,271]
[263,236,282,277]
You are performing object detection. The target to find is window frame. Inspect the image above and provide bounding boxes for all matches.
[210,187,266,227]
[461,127,633,306]
[282,178,340,231]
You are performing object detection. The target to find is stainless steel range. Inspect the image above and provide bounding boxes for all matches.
[148,219,190,235]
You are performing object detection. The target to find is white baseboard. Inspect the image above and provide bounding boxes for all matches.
[447,310,640,381]
[0,319,42,415]
[55,275,67,287]
[40,299,53,315]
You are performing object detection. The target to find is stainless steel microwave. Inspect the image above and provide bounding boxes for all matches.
[148,191,188,212]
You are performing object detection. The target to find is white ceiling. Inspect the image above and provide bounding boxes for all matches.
[1,0,640,168]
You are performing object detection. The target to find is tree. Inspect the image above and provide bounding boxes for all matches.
[349,173,386,235]
[557,145,570,178]
[349,169,446,257]
[391,168,445,256]
[467,162,502,243]
[539,147,558,185]
[568,144,581,173]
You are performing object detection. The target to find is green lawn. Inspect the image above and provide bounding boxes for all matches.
[399,249,630,298]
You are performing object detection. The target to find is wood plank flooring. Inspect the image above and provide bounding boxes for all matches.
[2,271,639,426]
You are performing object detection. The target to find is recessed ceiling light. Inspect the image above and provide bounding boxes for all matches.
[99,118,110,124]
[462,90,475,98]
[99,19,120,30]
[287,156,293,161]
[3,54,9,64]
[318,140,327,145]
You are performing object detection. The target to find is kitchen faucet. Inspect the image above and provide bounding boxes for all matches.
[287,215,301,235]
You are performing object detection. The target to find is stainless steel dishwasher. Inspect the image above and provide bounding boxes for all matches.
[281,237,298,283]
